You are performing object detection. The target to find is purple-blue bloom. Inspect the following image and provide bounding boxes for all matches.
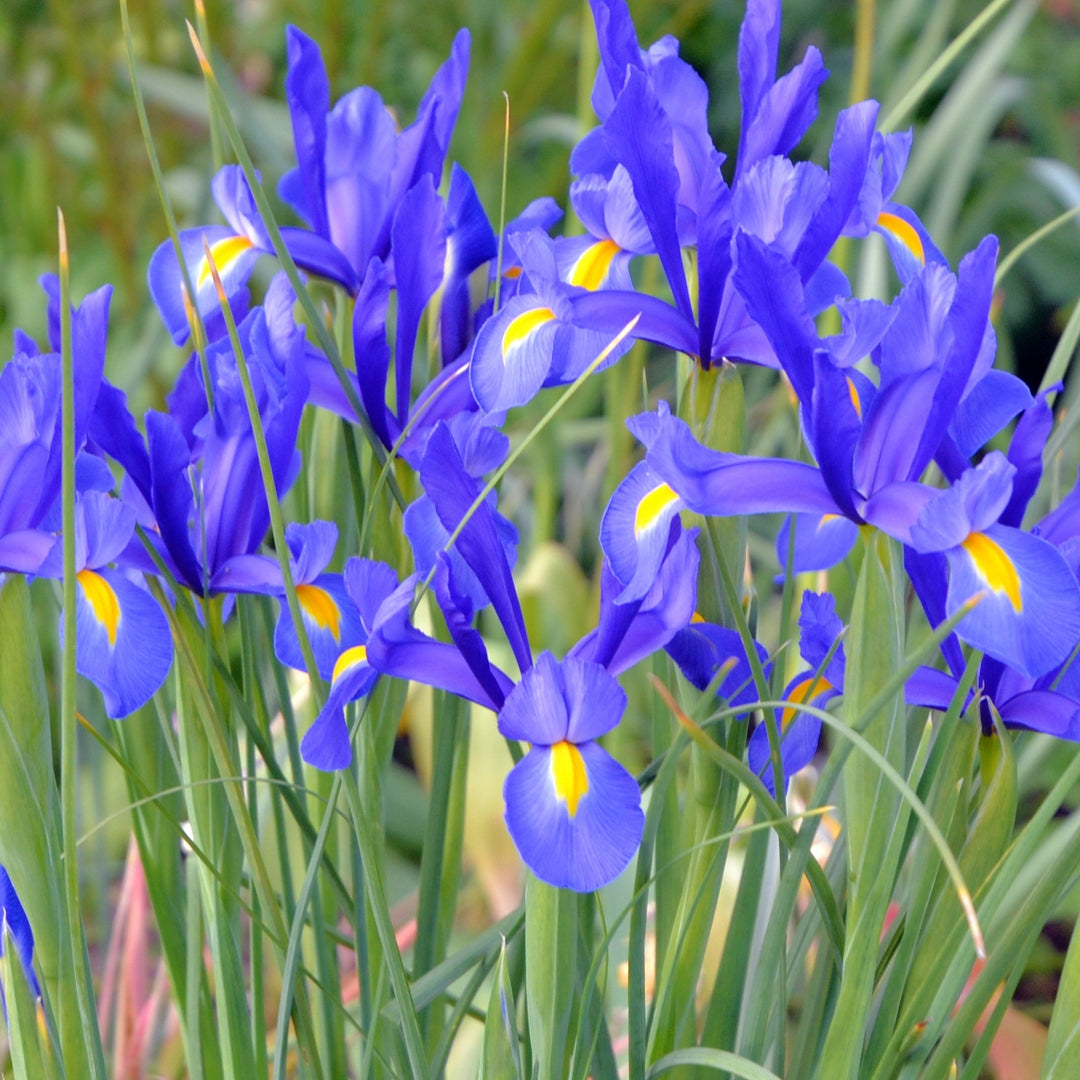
[144,279,309,595]
[60,492,174,719]
[500,652,644,892]
[746,591,845,795]
[281,25,468,289]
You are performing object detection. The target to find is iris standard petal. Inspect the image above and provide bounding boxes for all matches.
[950,369,1033,461]
[503,741,644,892]
[343,557,400,634]
[602,68,693,322]
[793,101,878,279]
[497,652,569,744]
[145,410,203,593]
[0,530,57,575]
[797,590,846,688]
[421,424,531,673]
[283,26,331,239]
[562,655,628,743]
[392,176,447,423]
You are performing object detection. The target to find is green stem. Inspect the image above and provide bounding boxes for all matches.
[57,212,107,1080]
[850,0,876,104]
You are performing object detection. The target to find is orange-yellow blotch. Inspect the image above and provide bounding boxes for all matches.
[569,239,621,291]
[846,376,863,419]
[962,532,1022,612]
[77,569,120,646]
[502,307,556,356]
[634,483,679,538]
[550,740,588,817]
[876,212,925,266]
[196,235,255,288]
[781,674,833,731]
[691,611,706,624]
[297,583,342,641]
[332,644,368,684]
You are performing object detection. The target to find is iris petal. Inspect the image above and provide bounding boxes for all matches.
[503,741,644,891]
[72,568,173,719]
[946,524,1080,679]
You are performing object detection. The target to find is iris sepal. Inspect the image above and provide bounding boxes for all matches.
[498,653,644,891]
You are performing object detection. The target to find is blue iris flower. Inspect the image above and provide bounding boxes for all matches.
[302,418,699,891]
[56,493,174,719]
[567,0,876,370]
[603,236,1080,679]
[144,278,309,595]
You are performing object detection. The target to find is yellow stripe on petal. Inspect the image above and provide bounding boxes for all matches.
[296,583,342,641]
[550,740,588,817]
[962,532,1022,612]
[781,675,833,731]
[634,483,679,538]
[846,377,863,419]
[196,235,255,288]
[568,239,621,290]
[501,307,555,356]
[332,644,368,684]
[876,211,925,266]
[77,569,120,646]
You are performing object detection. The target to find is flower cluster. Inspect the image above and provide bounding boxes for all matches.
[5,0,1080,921]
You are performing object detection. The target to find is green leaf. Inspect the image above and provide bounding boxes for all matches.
[525,876,579,1080]
[481,939,523,1080]
[1040,867,1080,1078]
[1,926,57,1080]
[646,1048,782,1080]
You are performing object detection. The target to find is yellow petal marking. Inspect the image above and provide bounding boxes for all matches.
[196,235,255,288]
[634,483,679,538]
[297,583,342,641]
[550,740,589,817]
[691,611,706,624]
[501,307,555,356]
[77,569,120,646]
[962,532,1022,612]
[569,239,621,291]
[332,644,368,684]
[846,376,863,419]
[876,211,925,266]
[781,675,833,731]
